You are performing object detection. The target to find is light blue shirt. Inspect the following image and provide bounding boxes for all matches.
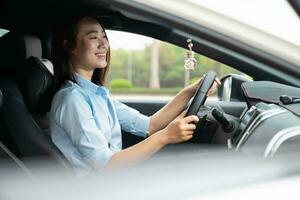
[50,73,150,176]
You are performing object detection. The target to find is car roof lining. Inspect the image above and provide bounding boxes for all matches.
[0,0,172,41]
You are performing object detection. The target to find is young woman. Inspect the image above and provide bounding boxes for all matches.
[50,14,217,177]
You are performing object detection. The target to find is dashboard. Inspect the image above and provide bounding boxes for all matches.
[199,80,300,157]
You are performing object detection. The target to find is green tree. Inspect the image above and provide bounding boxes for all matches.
[109,49,128,81]
[109,39,242,91]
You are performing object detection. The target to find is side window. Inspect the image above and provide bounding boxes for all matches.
[0,29,9,37]
[106,30,244,100]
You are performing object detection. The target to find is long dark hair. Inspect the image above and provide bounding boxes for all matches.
[52,14,110,92]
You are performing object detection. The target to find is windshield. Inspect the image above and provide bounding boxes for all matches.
[188,0,300,47]
[132,0,300,66]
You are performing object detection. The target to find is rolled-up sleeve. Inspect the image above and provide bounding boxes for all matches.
[112,99,150,137]
[55,89,113,170]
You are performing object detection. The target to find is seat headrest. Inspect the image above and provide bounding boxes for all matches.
[21,56,54,113]
[0,32,42,71]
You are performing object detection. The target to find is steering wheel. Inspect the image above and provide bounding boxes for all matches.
[185,70,217,117]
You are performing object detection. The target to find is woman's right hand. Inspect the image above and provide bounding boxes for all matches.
[161,111,199,144]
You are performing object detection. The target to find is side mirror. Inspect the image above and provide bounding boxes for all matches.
[218,74,252,102]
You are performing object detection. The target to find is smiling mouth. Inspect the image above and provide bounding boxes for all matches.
[95,53,106,59]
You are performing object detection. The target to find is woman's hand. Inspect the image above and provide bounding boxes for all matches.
[160,111,199,144]
[183,75,221,98]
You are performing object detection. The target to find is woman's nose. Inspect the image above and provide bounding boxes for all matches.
[98,38,109,49]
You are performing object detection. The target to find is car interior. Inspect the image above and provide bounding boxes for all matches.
[0,0,300,177]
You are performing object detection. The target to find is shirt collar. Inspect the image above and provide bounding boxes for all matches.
[74,73,109,96]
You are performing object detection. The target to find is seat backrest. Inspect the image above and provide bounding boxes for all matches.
[0,32,65,165]
[21,56,55,131]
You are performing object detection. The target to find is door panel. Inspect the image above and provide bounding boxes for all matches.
[123,100,168,116]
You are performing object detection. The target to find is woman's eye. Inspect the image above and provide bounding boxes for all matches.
[90,37,97,40]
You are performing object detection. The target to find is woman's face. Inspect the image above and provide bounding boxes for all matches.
[68,17,109,71]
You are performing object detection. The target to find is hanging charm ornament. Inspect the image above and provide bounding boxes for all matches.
[184,39,197,70]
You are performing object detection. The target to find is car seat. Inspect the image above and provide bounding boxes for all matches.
[0,32,66,166]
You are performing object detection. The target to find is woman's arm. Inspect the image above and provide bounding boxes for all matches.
[148,89,193,134]
[105,77,219,170]
[148,79,202,134]
[105,113,199,170]
[148,77,220,135]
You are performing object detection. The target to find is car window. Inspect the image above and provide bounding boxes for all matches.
[106,30,243,100]
[0,29,9,37]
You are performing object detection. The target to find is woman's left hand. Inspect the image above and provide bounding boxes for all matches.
[184,75,221,98]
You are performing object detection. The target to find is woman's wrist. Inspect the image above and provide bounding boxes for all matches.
[152,130,169,146]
